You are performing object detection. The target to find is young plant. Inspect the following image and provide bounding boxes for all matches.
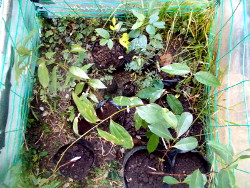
[95,28,114,50]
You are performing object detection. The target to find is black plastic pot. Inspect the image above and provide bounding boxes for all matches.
[123,146,172,188]
[53,139,95,181]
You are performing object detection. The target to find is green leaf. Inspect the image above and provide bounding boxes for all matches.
[69,66,89,79]
[109,120,133,149]
[113,96,143,106]
[134,113,148,130]
[95,28,110,39]
[82,63,94,72]
[39,151,48,157]
[163,176,179,185]
[107,39,114,50]
[176,112,193,137]
[153,21,165,28]
[45,51,55,59]
[38,63,50,88]
[207,141,234,164]
[71,44,85,53]
[162,108,177,129]
[129,30,140,38]
[17,46,31,56]
[146,25,156,35]
[75,83,84,95]
[189,169,206,188]
[166,94,183,115]
[131,20,144,30]
[217,169,235,188]
[130,35,147,50]
[136,87,165,103]
[149,13,159,24]
[72,92,99,123]
[50,66,57,94]
[45,30,53,37]
[88,93,99,103]
[136,104,167,125]
[97,128,122,145]
[73,117,80,136]
[148,123,173,140]
[88,79,106,89]
[147,134,159,153]
[148,1,157,15]
[173,137,198,151]
[161,63,190,76]
[131,9,145,21]
[194,71,220,87]
[100,39,109,46]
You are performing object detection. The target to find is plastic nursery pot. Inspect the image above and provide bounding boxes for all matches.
[53,139,95,181]
[123,146,172,188]
[168,149,211,187]
[91,40,127,70]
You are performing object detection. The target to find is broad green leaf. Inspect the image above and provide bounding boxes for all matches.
[148,1,158,15]
[149,13,159,24]
[162,108,177,128]
[136,104,167,125]
[217,169,235,188]
[167,94,183,115]
[146,25,156,35]
[129,30,140,38]
[88,79,106,89]
[130,35,147,50]
[82,63,94,72]
[71,44,85,53]
[163,176,179,185]
[45,51,55,59]
[38,63,49,88]
[75,83,84,95]
[73,117,80,136]
[69,66,89,79]
[153,21,165,28]
[194,71,220,87]
[17,46,31,56]
[50,66,57,94]
[176,112,193,137]
[131,20,144,30]
[45,30,53,37]
[161,63,191,76]
[147,134,159,153]
[95,28,110,39]
[189,169,206,188]
[134,113,148,130]
[88,93,99,103]
[207,141,234,164]
[136,87,165,103]
[148,123,173,140]
[173,137,198,151]
[107,39,114,50]
[113,96,143,106]
[97,128,122,145]
[72,92,99,123]
[131,9,145,21]
[100,39,108,46]
[109,120,133,149]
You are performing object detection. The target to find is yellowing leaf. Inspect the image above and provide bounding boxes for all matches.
[119,33,130,50]
[112,17,116,25]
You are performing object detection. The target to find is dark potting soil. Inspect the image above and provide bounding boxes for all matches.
[124,150,166,188]
[92,41,127,70]
[78,118,93,135]
[53,142,94,181]
[171,152,210,188]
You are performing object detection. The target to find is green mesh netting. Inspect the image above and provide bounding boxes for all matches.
[0,0,249,187]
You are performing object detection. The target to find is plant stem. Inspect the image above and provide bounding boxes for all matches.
[146,171,188,177]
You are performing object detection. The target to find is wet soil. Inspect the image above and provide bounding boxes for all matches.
[124,149,167,188]
[53,141,94,181]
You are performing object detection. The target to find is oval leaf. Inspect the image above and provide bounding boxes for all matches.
[132,20,144,30]
[69,66,89,79]
[194,71,220,87]
[162,108,177,129]
[134,113,148,130]
[113,96,143,106]
[97,128,122,145]
[166,94,183,115]
[88,79,106,89]
[146,25,156,35]
[147,134,159,153]
[71,44,85,53]
[148,123,173,140]
[163,176,179,185]
[73,117,80,136]
[131,9,145,21]
[72,92,99,123]
[137,87,165,103]
[38,63,50,88]
[189,169,206,188]
[110,120,133,149]
[153,21,165,28]
[95,28,110,39]
[176,112,193,137]
[173,137,198,151]
[161,63,190,76]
